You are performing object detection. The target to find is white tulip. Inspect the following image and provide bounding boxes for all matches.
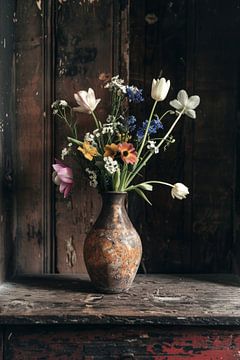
[73,88,101,114]
[171,183,189,200]
[170,90,200,119]
[151,77,170,101]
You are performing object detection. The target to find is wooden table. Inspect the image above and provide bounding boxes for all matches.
[1,274,240,359]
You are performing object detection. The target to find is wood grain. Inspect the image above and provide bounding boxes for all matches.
[14,0,44,273]
[4,326,240,359]
[0,0,15,282]
[0,274,240,325]
[191,0,240,272]
[54,0,127,274]
[4,0,240,278]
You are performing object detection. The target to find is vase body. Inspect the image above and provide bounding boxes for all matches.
[84,192,142,293]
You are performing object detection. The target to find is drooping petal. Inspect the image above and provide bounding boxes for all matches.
[177,90,188,106]
[169,99,183,110]
[52,164,65,173]
[185,109,196,119]
[57,168,73,183]
[187,95,200,109]
[52,172,61,185]
[64,184,72,198]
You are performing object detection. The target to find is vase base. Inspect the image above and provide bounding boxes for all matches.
[93,285,130,294]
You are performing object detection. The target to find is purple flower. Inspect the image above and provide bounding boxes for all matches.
[126,86,144,103]
[137,115,163,141]
[52,160,74,198]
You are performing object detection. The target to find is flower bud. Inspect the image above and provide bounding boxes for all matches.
[151,77,170,101]
[171,183,189,200]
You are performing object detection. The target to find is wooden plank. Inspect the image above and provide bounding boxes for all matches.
[42,1,56,273]
[14,1,45,273]
[54,0,127,274]
[0,330,2,360]
[191,0,240,272]
[0,0,15,281]
[128,0,147,274]
[129,0,190,273]
[4,326,240,359]
[1,274,240,325]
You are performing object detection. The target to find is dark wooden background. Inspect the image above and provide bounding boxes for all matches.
[1,0,240,280]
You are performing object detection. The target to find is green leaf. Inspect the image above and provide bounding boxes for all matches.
[137,183,153,191]
[134,188,152,206]
[67,136,83,146]
[113,169,120,191]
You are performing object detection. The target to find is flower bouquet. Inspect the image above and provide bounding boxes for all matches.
[52,75,200,292]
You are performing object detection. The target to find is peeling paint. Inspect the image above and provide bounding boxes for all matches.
[145,13,158,25]
[66,236,77,267]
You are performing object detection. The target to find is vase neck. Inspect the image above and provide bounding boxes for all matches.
[101,192,127,208]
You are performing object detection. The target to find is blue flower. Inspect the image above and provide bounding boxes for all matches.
[137,115,163,140]
[126,86,144,103]
[127,115,137,132]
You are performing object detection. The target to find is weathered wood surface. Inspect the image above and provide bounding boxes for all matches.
[0,274,240,325]
[191,0,240,273]
[129,0,240,274]
[54,0,127,274]
[3,326,240,359]
[0,0,15,283]
[14,0,45,273]
[2,0,240,277]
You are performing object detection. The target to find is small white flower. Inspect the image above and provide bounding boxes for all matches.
[104,156,119,174]
[151,77,170,102]
[59,100,68,106]
[171,183,189,200]
[104,75,127,94]
[170,90,200,119]
[147,140,159,154]
[93,129,101,138]
[61,148,68,160]
[85,168,98,188]
[102,123,114,135]
[84,132,95,143]
[61,143,72,160]
[106,115,116,123]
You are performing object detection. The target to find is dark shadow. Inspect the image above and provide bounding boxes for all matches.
[9,275,104,294]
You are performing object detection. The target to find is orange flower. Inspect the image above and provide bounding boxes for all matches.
[78,141,98,161]
[118,142,137,165]
[104,143,118,158]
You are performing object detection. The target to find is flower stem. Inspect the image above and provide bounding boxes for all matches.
[125,180,174,192]
[137,100,158,160]
[125,109,185,187]
[156,108,185,150]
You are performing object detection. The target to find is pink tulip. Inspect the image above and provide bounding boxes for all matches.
[52,160,74,198]
[73,88,101,113]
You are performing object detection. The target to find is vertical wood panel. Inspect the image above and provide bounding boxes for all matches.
[54,0,126,274]
[191,0,240,272]
[14,1,44,273]
[0,0,15,281]
[130,0,189,273]
[0,330,2,360]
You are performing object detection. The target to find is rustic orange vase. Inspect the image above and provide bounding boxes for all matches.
[84,192,142,293]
